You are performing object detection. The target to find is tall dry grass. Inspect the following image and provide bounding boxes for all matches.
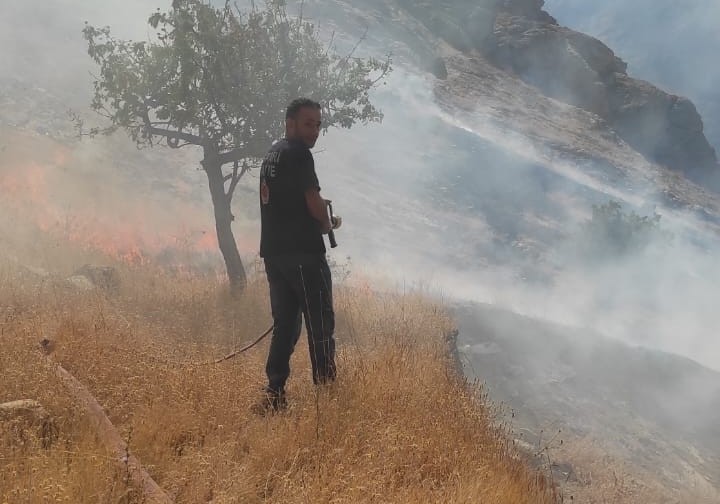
[0,222,556,503]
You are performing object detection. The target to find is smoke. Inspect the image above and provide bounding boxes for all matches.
[307,57,720,371]
[0,1,157,105]
[1,0,720,375]
[0,1,237,268]
[544,0,720,153]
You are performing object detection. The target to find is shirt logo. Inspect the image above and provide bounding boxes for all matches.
[260,150,280,206]
[260,180,270,205]
[261,151,280,178]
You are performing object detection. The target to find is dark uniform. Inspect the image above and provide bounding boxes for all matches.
[259,138,336,397]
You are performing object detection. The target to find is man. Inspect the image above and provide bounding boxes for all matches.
[256,98,342,413]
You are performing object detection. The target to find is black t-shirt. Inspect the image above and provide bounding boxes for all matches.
[259,138,326,257]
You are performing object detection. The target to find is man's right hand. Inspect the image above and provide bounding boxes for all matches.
[305,189,333,233]
[331,215,342,230]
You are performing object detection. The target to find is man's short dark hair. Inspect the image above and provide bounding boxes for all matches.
[286,98,321,120]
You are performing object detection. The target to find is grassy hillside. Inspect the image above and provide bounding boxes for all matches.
[0,215,556,503]
[4,130,716,502]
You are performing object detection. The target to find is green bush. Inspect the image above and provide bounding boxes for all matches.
[579,200,670,259]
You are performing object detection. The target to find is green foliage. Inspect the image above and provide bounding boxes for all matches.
[80,0,391,289]
[82,0,390,161]
[580,200,670,259]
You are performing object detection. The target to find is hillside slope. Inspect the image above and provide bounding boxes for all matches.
[392,0,719,187]
[2,0,720,500]
[545,0,720,158]
[0,223,556,503]
[454,302,720,502]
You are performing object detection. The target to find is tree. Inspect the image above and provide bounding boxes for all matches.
[81,0,390,292]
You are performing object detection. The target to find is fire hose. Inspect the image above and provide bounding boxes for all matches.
[213,325,274,363]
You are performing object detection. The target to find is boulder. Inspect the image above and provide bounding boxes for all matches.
[608,75,718,175]
[409,0,720,181]
[490,14,611,115]
[398,0,501,51]
[563,29,627,78]
[498,0,555,23]
[484,2,719,179]
[0,399,48,421]
[0,399,58,448]
[66,274,95,291]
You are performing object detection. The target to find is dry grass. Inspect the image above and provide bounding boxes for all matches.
[0,223,556,503]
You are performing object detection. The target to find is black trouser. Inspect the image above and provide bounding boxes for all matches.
[264,253,336,393]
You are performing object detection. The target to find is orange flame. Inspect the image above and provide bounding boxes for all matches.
[0,132,254,266]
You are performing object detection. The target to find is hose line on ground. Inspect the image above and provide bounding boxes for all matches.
[212,325,273,364]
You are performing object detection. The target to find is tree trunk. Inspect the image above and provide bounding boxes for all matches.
[203,149,247,294]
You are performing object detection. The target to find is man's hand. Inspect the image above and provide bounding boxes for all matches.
[331,215,342,230]
[305,189,332,233]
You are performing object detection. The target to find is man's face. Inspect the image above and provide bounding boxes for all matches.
[286,106,322,148]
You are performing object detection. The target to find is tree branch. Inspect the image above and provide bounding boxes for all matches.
[171,141,196,149]
[146,126,203,146]
[338,27,368,69]
[370,55,393,86]
[141,106,204,146]
[240,160,251,178]
[225,160,253,202]
[199,61,231,134]
[226,161,241,202]
[217,147,246,165]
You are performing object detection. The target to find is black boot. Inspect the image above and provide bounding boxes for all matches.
[251,387,287,416]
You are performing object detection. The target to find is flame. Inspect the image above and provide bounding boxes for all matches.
[0,131,254,266]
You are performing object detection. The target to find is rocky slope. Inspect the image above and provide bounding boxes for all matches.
[545,0,720,165]
[398,0,720,189]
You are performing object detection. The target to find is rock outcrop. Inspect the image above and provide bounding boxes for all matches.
[0,399,57,449]
[401,0,720,187]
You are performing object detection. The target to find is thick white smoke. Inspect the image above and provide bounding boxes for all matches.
[1,0,719,373]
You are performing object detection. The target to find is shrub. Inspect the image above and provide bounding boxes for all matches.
[579,200,670,259]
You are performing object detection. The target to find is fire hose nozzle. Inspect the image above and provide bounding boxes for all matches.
[328,202,338,248]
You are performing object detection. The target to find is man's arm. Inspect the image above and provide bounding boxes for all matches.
[305,188,332,234]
